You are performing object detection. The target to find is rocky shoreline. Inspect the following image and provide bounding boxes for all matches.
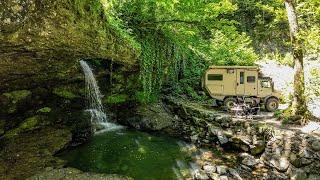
[118,96,320,180]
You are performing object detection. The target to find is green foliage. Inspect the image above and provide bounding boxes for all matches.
[104,94,128,104]
[107,0,258,102]
[134,91,157,104]
[82,0,319,103]
[306,68,320,97]
[264,52,293,66]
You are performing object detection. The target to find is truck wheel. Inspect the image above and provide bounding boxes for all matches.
[224,97,237,110]
[265,98,279,112]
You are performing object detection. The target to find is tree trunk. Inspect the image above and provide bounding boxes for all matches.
[284,0,306,116]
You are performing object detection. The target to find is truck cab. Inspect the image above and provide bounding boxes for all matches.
[202,66,280,111]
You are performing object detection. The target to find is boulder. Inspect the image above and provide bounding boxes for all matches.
[230,136,250,152]
[228,168,243,180]
[291,169,307,180]
[4,115,45,138]
[194,169,210,180]
[219,175,229,180]
[203,165,216,174]
[210,127,228,144]
[308,174,320,180]
[311,140,320,151]
[270,156,290,172]
[208,173,220,180]
[240,153,258,167]
[0,127,72,179]
[216,165,227,175]
[250,140,265,155]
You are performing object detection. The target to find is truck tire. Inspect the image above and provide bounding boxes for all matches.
[224,97,237,110]
[265,97,279,112]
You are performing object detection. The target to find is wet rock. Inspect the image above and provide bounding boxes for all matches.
[231,136,250,152]
[311,140,320,151]
[270,156,290,172]
[122,103,175,131]
[308,174,320,180]
[291,169,307,180]
[240,153,258,167]
[194,169,210,180]
[201,151,214,161]
[191,134,199,143]
[216,165,227,175]
[0,127,72,179]
[219,175,229,180]
[4,115,45,138]
[228,168,243,180]
[210,127,228,144]
[203,165,216,174]
[250,140,265,155]
[208,173,220,180]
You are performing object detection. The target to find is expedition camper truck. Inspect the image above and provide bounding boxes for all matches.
[202,66,280,112]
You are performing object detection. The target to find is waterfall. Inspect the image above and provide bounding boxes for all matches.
[80,60,122,132]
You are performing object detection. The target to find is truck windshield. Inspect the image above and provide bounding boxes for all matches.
[261,80,271,88]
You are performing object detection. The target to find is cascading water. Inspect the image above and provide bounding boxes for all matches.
[80,60,122,132]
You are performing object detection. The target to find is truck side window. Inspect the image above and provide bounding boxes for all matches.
[261,81,271,88]
[240,72,244,84]
[208,74,223,81]
[247,76,255,83]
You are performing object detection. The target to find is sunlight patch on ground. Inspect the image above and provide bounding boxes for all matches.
[301,121,320,134]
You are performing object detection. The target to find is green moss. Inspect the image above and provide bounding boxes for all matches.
[53,87,78,99]
[3,90,31,104]
[37,107,52,113]
[20,116,40,130]
[104,94,128,104]
[2,90,32,114]
[4,116,41,138]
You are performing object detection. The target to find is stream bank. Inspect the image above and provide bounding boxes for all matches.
[115,96,320,180]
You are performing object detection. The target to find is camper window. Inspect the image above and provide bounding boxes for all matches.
[208,74,223,81]
[261,80,271,88]
[247,76,255,83]
[240,72,244,84]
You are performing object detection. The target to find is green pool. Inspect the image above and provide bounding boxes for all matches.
[58,129,193,180]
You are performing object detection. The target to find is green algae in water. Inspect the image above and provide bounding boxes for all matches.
[59,130,191,180]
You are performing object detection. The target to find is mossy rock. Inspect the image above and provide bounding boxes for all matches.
[37,107,52,113]
[2,90,32,114]
[4,115,43,138]
[3,90,31,103]
[53,87,78,99]
[104,94,128,104]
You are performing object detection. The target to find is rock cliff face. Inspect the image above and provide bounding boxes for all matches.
[0,2,138,178]
[0,0,139,139]
[0,0,138,92]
